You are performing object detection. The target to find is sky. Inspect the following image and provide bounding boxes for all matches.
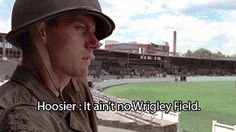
[0,0,236,55]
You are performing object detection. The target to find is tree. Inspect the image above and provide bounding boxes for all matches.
[193,48,212,58]
[212,51,225,58]
[230,54,236,59]
[185,50,193,57]
[184,48,229,59]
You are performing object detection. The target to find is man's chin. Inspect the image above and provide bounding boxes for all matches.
[72,70,88,78]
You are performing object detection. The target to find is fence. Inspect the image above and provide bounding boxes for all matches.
[212,120,236,132]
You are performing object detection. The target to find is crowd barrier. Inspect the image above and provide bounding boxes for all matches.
[212,120,236,132]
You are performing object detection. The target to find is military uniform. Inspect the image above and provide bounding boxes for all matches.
[1,0,115,131]
[0,66,98,132]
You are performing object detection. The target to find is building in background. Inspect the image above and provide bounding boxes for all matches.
[0,33,20,81]
[0,33,22,60]
[105,41,169,55]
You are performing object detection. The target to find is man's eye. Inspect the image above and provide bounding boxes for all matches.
[74,22,86,31]
[75,25,86,31]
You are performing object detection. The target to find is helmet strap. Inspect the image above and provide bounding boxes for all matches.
[29,24,61,98]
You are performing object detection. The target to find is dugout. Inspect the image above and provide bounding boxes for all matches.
[180,75,187,81]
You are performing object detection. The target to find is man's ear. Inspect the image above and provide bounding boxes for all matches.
[35,22,47,44]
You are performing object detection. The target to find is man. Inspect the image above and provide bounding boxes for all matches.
[0,0,115,131]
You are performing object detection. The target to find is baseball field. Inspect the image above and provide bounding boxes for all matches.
[104,80,236,132]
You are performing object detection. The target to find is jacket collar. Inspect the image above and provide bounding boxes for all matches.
[11,66,70,120]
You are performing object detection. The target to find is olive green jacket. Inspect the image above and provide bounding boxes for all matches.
[0,66,98,132]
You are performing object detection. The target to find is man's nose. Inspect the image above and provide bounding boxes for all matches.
[85,32,99,51]
[90,53,95,60]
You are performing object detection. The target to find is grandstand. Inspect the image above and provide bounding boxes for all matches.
[0,59,18,82]
[91,49,236,78]
[0,33,22,60]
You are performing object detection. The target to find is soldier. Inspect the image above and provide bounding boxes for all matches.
[0,0,115,131]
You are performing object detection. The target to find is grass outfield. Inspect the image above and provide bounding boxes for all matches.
[104,81,236,132]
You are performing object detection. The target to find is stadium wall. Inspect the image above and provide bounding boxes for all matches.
[94,77,176,90]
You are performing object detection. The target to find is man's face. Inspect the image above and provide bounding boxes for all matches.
[45,12,99,77]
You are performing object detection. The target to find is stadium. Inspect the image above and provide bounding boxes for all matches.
[1,32,236,132]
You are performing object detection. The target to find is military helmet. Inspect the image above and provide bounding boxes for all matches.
[6,0,115,48]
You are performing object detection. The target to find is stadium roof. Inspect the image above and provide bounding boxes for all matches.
[95,49,236,62]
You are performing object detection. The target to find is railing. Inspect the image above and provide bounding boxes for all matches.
[212,120,236,132]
